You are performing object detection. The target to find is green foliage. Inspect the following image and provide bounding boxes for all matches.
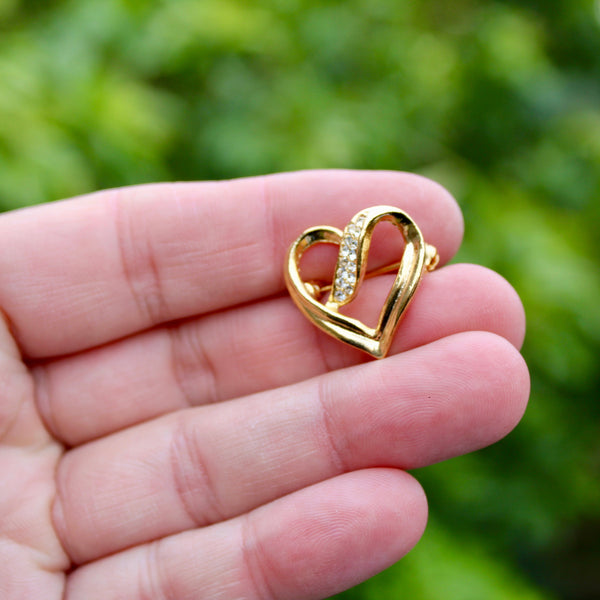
[1,0,599,598]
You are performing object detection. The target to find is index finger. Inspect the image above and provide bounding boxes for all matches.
[0,170,463,358]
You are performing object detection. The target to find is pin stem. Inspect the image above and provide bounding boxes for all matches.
[305,243,438,297]
[308,261,402,295]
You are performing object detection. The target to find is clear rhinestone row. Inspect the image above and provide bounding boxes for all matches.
[333,214,366,303]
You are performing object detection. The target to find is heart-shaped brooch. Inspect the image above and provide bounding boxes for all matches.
[285,206,439,359]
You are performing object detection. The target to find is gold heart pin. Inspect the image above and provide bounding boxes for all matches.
[284,206,439,359]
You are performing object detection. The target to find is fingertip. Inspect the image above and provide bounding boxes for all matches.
[460,264,527,350]
[365,170,465,264]
[250,468,428,599]
[450,330,531,443]
[382,468,429,550]
[265,169,465,265]
[339,330,531,469]
[405,172,464,263]
[485,331,530,437]
[421,263,527,350]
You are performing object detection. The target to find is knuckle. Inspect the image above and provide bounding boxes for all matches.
[169,415,225,527]
[168,323,219,407]
[111,191,168,326]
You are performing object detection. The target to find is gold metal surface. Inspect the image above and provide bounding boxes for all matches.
[284,206,439,359]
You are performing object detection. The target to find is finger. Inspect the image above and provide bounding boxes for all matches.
[0,170,463,359]
[65,469,427,600]
[35,264,525,446]
[53,331,529,563]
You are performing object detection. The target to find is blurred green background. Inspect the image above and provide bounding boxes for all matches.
[1,0,599,598]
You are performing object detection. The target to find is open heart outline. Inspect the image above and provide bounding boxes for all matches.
[285,206,435,359]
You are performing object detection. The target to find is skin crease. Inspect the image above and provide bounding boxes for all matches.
[0,171,530,600]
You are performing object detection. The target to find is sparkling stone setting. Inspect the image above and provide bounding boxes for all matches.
[331,213,367,304]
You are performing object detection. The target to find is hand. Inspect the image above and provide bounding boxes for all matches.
[0,171,529,599]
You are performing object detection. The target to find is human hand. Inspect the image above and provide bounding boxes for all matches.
[0,171,529,599]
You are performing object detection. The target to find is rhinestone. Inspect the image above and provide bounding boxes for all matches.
[347,224,360,236]
[344,236,358,250]
[334,290,347,302]
[340,245,357,260]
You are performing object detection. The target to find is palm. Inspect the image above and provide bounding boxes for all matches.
[0,171,528,600]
